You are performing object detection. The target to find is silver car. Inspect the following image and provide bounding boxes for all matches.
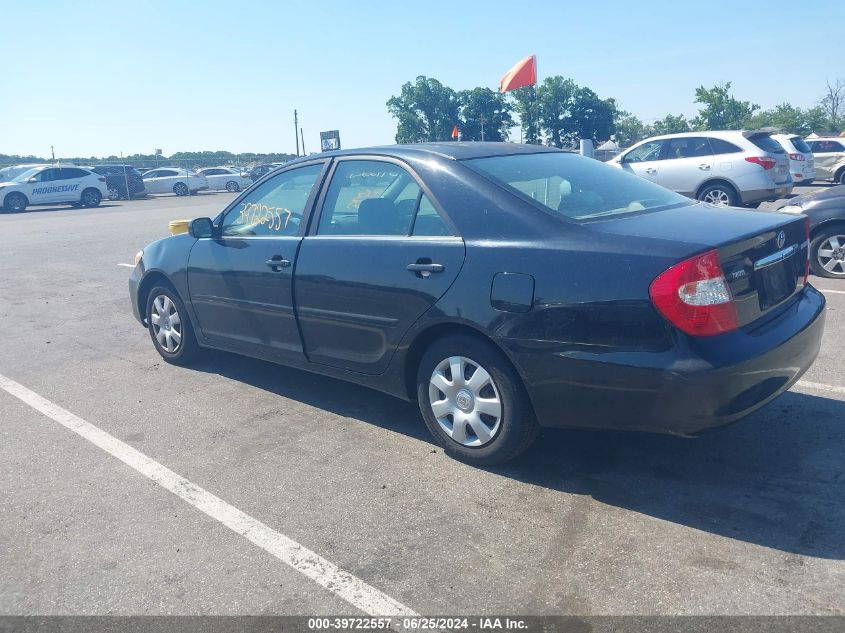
[772,133,815,185]
[609,130,793,206]
[806,137,845,184]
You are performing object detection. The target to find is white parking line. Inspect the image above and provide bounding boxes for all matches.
[117,263,135,268]
[818,289,845,295]
[795,380,845,396]
[0,373,417,618]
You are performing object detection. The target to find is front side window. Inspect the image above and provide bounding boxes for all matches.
[318,160,419,236]
[623,140,664,163]
[466,152,690,221]
[36,168,60,182]
[220,163,323,237]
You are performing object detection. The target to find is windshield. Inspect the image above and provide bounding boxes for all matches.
[465,152,690,220]
[12,167,44,182]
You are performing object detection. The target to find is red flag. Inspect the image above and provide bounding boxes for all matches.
[451,125,459,139]
[499,55,537,92]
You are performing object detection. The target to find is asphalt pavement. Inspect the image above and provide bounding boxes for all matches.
[1,191,843,616]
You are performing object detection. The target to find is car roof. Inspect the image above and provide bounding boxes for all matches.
[639,130,775,143]
[285,142,562,166]
[810,137,845,142]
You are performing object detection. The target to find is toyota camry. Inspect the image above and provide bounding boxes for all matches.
[129,143,825,465]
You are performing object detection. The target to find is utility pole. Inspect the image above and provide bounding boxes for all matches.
[301,128,306,155]
[480,115,485,142]
[294,109,300,156]
[50,145,55,162]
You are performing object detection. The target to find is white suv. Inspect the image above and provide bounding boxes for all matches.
[608,130,793,207]
[1,165,108,213]
[806,137,845,184]
[772,134,815,185]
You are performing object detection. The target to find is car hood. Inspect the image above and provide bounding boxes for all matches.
[789,185,845,209]
[0,180,18,187]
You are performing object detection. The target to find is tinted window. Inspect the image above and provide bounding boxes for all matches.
[661,137,712,159]
[790,137,812,153]
[318,160,419,236]
[624,140,664,162]
[466,152,690,221]
[36,168,60,182]
[709,138,743,154]
[221,163,322,237]
[749,134,785,154]
[159,170,179,177]
[412,195,451,236]
[143,170,160,178]
[61,168,90,179]
[812,140,844,152]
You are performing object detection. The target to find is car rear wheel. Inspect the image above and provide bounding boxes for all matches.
[697,183,737,207]
[173,182,189,196]
[810,228,845,278]
[81,188,102,208]
[417,335,539,465]
[225,180,240,192]
[3,192,27,213]
[838,169,845,185]
[145,285,201,365]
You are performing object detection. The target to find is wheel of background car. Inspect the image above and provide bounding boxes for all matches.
[173,182,189,196]
[225,180,240,192]
[3,192,27,213]
[145,285,201,365]
[416,334,539,465]
[107,187,121,201]
[81,188,102,208]
[810,227,845,278]
[838,169,845,185]
[697,183,737,207]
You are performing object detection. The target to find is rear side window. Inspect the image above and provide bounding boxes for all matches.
[749,134,785,154]
[790,137,812,153]
[661,137,712,159]
[708,138,743,155]
[61,168,90,179]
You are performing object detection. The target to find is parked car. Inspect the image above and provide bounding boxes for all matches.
[779,185,845,277]
[247,163,286,181]
[609,130,793,207]
[0,164,48,181]
[771,134,815,185]
[806,137,845,184]
[141,168,208,196]
[196,166,251,192]
[86,165,146,200]
[1,165,108,213]
[129,143,824,465]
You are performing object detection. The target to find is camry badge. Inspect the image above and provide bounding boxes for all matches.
[776,230,786,249]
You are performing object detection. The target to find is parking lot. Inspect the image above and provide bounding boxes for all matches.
[1,189,844,617]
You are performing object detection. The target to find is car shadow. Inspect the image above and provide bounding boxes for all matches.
[190,350,845,560]
[4,203,122,215]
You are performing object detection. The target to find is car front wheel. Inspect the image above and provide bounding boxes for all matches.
[145,285,201,365]
[810,227,845,278]
[417,335,539,465]
[3,192,27,213]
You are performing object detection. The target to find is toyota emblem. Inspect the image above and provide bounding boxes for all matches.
[776,230,786,249]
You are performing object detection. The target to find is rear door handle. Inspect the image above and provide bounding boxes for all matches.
[699,164,711,170]
[407,262,444,277]
[265,256,291,271]
[645,168,657,174]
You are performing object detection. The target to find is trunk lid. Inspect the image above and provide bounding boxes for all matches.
[747,131,792,185]
[591,203,808,327]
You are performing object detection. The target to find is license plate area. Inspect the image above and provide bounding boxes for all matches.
[757,256,797,310]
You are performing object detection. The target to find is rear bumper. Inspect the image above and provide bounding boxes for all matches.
[503,285,825,435]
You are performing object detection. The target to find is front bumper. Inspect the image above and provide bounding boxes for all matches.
[503,286,826,435]
[128,264,144,325]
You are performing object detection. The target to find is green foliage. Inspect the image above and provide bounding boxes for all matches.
[386,76,460,143]
[651,114,691,136]
[511,86,541,144]
[535,77,616,147]
[0,150,295,168]
[692,82,759,130]
[457,87,514,141]
[613,112,648,147]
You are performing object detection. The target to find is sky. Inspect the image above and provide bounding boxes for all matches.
[1,0,843,159]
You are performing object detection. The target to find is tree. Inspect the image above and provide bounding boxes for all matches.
[820,79,844,132]
[613,112,648,147]
[536,76,577,147]
[803,106,829,135]
[748,103,815,135]
[692,82,759,130]
[511,85,541,144]
[651,113,691,136]
[386,76,460,143]
[457,87,513,142]
[534,76,616,147]
[565,87,617,146]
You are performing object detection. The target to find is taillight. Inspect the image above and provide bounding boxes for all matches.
[803,217,810,285]
[649,249,739,337]
[788,153,805,161]
[745,156,777,170]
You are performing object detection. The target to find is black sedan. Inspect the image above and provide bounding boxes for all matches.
[129,143,825,465]
[777,185,845,278]
[88,165,146,200]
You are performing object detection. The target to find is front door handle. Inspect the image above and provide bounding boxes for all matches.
[645,167,657,174]
[265,256,291,271]
[699,164,711,170]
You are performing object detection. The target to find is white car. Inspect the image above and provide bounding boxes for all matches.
[0,163,48,181]
[608,130,793,207]
[806,137,845,184]
[772,134,815,185]
[196,166,251,192]
[141,168,209,196]
[1,165,108,213]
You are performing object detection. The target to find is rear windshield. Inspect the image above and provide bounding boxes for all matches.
[749,134,785,154]
[465,152,690,221]
[790,137,812,153]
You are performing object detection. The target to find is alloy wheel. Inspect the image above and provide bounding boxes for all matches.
[428,355,502,447]
[703,189,730,206]
[817,235,845,276]
[150,294,183,353]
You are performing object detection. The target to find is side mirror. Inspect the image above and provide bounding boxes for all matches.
[27,177,37,183]
[189,217,215,239]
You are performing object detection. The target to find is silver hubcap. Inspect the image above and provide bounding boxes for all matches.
[150,294,183,353]
[703,189,730,206]
[108,188,119,200]
[428,356,502,447]
[817,235,845,275]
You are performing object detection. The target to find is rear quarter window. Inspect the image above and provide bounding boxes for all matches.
[708,138,743,154]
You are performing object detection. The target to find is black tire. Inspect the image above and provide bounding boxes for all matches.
[107,187,121,201]
[225,180,240,192]
[416,334,539,466]
[697,182,738,207]
[173,182,189,196]
[809,226,845,278]
[80,188,102,208]
[837,169,845,185]
[3,192,27,213]
[145,284,201,365]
